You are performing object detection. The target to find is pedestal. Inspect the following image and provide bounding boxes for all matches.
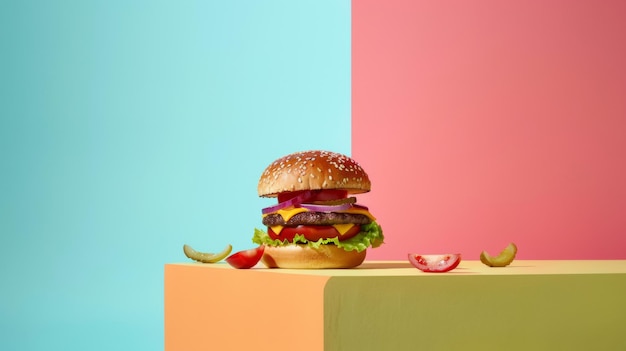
[165,260,626,350]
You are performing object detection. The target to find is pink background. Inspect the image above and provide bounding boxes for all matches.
[352,0,626,260]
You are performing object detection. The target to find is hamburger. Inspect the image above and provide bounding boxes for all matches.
[252,150,384,268]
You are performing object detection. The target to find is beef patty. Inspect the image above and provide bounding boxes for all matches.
[262,211,371,227]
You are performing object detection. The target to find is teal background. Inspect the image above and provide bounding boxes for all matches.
[0,1,350,350]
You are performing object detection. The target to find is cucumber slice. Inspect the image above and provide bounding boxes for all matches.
[480,243,517,267]
[183,244,232,263]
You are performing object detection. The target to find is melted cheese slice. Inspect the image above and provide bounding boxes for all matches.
[332,223,356,235]
[275,207,309,222]
[343,206,376,221]
[264,206,375,235]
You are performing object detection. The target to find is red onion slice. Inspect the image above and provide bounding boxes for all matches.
[300,202,352,212]
[261,190,312,214]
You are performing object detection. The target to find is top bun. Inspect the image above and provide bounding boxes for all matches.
[258,150,371,197]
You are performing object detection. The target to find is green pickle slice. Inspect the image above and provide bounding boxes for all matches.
[480,242,517,267]
[183,244,233,263]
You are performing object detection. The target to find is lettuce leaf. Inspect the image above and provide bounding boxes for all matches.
[252,221,384,253]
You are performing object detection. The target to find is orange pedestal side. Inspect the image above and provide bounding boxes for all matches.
[165,260,626,351]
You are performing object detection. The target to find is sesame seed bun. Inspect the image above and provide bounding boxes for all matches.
[257,150,371,197]
[261,244,367,269]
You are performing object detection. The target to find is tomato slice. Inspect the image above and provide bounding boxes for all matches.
[277,189,348,203]
[268,225,360,242]
[408,253,461,273]
[225,246,265,269]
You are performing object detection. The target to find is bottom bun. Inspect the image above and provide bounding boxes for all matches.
[261,244,366,269]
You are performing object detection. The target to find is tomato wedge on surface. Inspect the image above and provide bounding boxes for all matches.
[226,246,265,269]
[408,253,461,273]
